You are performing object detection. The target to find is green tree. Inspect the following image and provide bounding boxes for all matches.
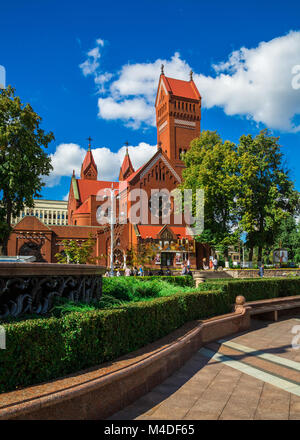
[0,86,54,254]
[180,130,240,261]
[273,215,300,262]
[55,234,97,264]
[126,241,157,269]
[236,130,299,263]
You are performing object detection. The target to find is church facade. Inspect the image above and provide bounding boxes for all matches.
[7,70,210,269]
[67,69,210,270]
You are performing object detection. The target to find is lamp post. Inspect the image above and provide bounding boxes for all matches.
[103,183,125,277]
[103,184,118,276]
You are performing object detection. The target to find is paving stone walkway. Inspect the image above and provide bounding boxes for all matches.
[109,316,300,420]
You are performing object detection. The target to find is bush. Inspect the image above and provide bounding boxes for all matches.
[0,289,228,393]
[199,277,300,302]
[101,276,195,302]
[1,278,299,394]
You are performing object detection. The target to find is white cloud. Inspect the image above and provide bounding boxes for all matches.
[0,65,5,89]
[45,143,86,187]
[194,30,300,132]
[63,192,69,201]
[45,142,156,187]
[81,31,300,132]
[98,52,190,128]
[79,38,104,77]
[98,97,155,128]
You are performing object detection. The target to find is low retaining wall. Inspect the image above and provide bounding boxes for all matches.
[0,263,105,319]
[193,268,300,280]
[225,269,300,278]
[0,300,251,420]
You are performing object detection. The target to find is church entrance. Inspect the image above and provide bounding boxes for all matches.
[161,252,174,266]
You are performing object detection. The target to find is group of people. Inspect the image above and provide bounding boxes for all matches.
[104,261,194,277]
[104,265,145,277]
[202,257,218,271]
[180,261,193,276]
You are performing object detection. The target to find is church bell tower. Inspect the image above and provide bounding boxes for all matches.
[155,66,201,176]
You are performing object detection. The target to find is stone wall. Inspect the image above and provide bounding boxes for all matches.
[224,269,300,278]
[193,268,300,279]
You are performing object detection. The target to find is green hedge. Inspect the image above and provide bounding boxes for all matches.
[200,277,300,301]
[0,289,227,393]
[1,278,299,394]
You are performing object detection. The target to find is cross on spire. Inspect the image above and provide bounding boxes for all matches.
[161,64,164,75]
[124,141,129,154]
[87,136,93,151]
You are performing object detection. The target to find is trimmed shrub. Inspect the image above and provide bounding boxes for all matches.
[0,289,225,393]
[0,278,299,394]
[200,277,300,302]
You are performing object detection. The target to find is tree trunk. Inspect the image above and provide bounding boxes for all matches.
[249,247,254,262]
[258,246,263,265]
[1,199,12,256]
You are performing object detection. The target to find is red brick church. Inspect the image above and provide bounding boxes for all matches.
[8,69,210,269]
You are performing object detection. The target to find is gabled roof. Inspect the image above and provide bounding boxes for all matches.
[155,74,201,106]
[136,225,192,239]
[74,199,90,215]
[76,179,119,204]
[13,215,51,232]
[119,148,135,180]
[125,148,181,185]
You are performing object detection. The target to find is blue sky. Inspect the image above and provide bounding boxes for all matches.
[1,0,300,200]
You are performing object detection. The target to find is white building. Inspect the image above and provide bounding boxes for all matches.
[12,199,68,226]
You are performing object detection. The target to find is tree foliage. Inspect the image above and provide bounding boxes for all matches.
[274,215,300,262]
[0,86,54,254]
[55,234,97,264]
[181,130,240,259]
[126,241,157,268]
[236,129,299,261]
[180,129,299,261]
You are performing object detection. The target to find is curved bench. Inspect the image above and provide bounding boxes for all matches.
[243,295,300,321]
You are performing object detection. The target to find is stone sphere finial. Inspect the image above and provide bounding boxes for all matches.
[161,64,164,75]
[235,295,246,306]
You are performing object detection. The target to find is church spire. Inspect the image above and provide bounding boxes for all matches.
[119,142,134,181]
[80,137,98,180]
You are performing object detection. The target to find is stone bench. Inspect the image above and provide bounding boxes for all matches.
[236,295,300,321]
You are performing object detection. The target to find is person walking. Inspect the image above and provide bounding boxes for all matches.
[125,266,131,276]
[181,263,188,276]
[138,265,144,276]
[213,257,218,271]
[258,264,264,277]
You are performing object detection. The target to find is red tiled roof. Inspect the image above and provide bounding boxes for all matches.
[163,76,200,100]
[136,225,192,239]
[76,179,119,203]
[125,165,144,183]
[51,225,100,238]
[74,199,90,215]
[121,150,134,175]
[81,149,97,174]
